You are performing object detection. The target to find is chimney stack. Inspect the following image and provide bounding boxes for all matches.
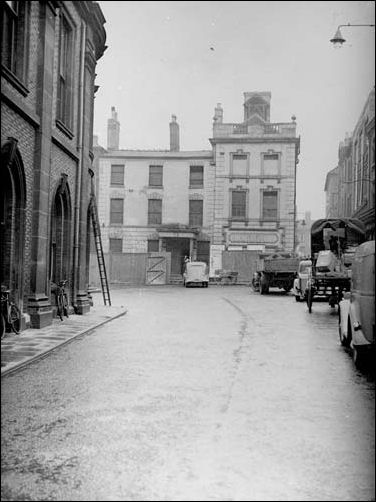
[107,106,120,150]
[213,103,223,123]
[169,114,180,152]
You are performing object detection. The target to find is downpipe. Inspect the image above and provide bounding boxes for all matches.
[72,22,86,311]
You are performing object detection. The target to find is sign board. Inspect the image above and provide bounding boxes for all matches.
[210,244,224,276]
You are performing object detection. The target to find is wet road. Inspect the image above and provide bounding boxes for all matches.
[1,286,375,501]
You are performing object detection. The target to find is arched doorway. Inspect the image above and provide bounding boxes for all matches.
[0,138,26,313]
[49,174,72,289]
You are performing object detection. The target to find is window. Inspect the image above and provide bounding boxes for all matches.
[262,191,278,220]
[111,165,124,186]
[190,166,203,187]
[147,240,159,252]
[57,14,73,129]
[263,153,279,176]
[232,154,248,177]
[189,200,203,227]
[110,198,124,224]
[231,191,247,219]
[109,238,122,253]
[149,165,163,187]
[1,1,29,85]
[148,199,162,225]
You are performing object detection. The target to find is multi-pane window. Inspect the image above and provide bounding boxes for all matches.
[231,191,247,219]
[57,14,73,129]
[109,238,122,253]
[1,1,29,84]
[189,200,203,227]
[189,166,204,187]
[262,191,278,220]
[263,153,279,176]
[111,165,124,185]
[148,199,162,225]
[110,198,124,224]
[232,154,248,177]
[149,165,163,187]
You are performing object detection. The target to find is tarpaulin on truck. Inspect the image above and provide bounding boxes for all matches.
[310,218,366,255]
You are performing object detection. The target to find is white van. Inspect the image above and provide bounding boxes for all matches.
[338,240,375,369]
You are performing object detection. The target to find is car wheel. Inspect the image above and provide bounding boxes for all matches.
[352,345,367,371]
[338,309,350,347]
[339,317,352,348]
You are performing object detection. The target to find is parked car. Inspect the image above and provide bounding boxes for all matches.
[338,240,375,369]
[292,260,312,302]
[183,261,209,288]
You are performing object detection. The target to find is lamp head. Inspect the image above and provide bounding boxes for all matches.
[330,27,346,47]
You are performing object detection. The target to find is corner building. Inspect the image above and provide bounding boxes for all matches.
[211,92,300,255]
[1,1,106,328]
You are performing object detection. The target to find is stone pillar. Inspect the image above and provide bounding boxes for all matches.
[28,2,56,328]
[74,37,98,315]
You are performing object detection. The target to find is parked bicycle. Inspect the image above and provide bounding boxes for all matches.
[1,285,21,338]
[52,280,69,321]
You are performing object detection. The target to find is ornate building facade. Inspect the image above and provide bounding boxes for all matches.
[1,1,106,328]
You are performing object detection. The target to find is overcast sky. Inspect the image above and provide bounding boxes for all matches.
[93,1,375,221]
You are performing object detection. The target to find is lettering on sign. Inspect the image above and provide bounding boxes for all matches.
[229,232,279,244]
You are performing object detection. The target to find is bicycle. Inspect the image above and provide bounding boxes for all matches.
[1,286,21,338]
[53,280,69,321]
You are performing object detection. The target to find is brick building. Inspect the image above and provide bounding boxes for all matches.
[1,1,106,328]
[93,92,300,284]
[324,87,375,239]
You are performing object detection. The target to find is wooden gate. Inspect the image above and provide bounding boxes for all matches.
[222,250,260,284]
[146,253,168,285]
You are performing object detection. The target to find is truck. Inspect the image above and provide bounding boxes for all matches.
[251,252,300,295]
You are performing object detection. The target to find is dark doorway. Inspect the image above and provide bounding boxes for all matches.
[165,237,190,275]
[0,141,26,307]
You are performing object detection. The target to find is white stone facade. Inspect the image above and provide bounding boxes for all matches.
[96,151,213,253]
[94,92,300,274]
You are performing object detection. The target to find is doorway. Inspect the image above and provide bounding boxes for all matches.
[165,238,190,275]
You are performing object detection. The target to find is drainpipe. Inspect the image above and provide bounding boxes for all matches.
[73,21,86,310]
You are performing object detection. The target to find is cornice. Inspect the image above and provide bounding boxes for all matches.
[209,137,300,146]
[75,1,107,61]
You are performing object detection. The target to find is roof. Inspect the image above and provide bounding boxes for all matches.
[311,218,366,237]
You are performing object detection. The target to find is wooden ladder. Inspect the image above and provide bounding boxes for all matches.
[90,193,111,306]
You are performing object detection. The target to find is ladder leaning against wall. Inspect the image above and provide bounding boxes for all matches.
[89,192,111,306]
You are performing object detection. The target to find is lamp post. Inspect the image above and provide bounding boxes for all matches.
[330,23,375,47]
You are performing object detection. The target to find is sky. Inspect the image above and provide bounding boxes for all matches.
[93,1,375,221]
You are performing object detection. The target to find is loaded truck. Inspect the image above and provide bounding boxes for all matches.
[251,252,300,295]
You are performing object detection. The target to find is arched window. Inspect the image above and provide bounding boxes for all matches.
[50,174,72,284]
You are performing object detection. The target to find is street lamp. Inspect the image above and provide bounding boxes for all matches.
[330,23,375,48]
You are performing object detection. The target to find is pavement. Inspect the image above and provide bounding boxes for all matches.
[1,301,127,378]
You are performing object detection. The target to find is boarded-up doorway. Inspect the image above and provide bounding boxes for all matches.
[146,253,168,285]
